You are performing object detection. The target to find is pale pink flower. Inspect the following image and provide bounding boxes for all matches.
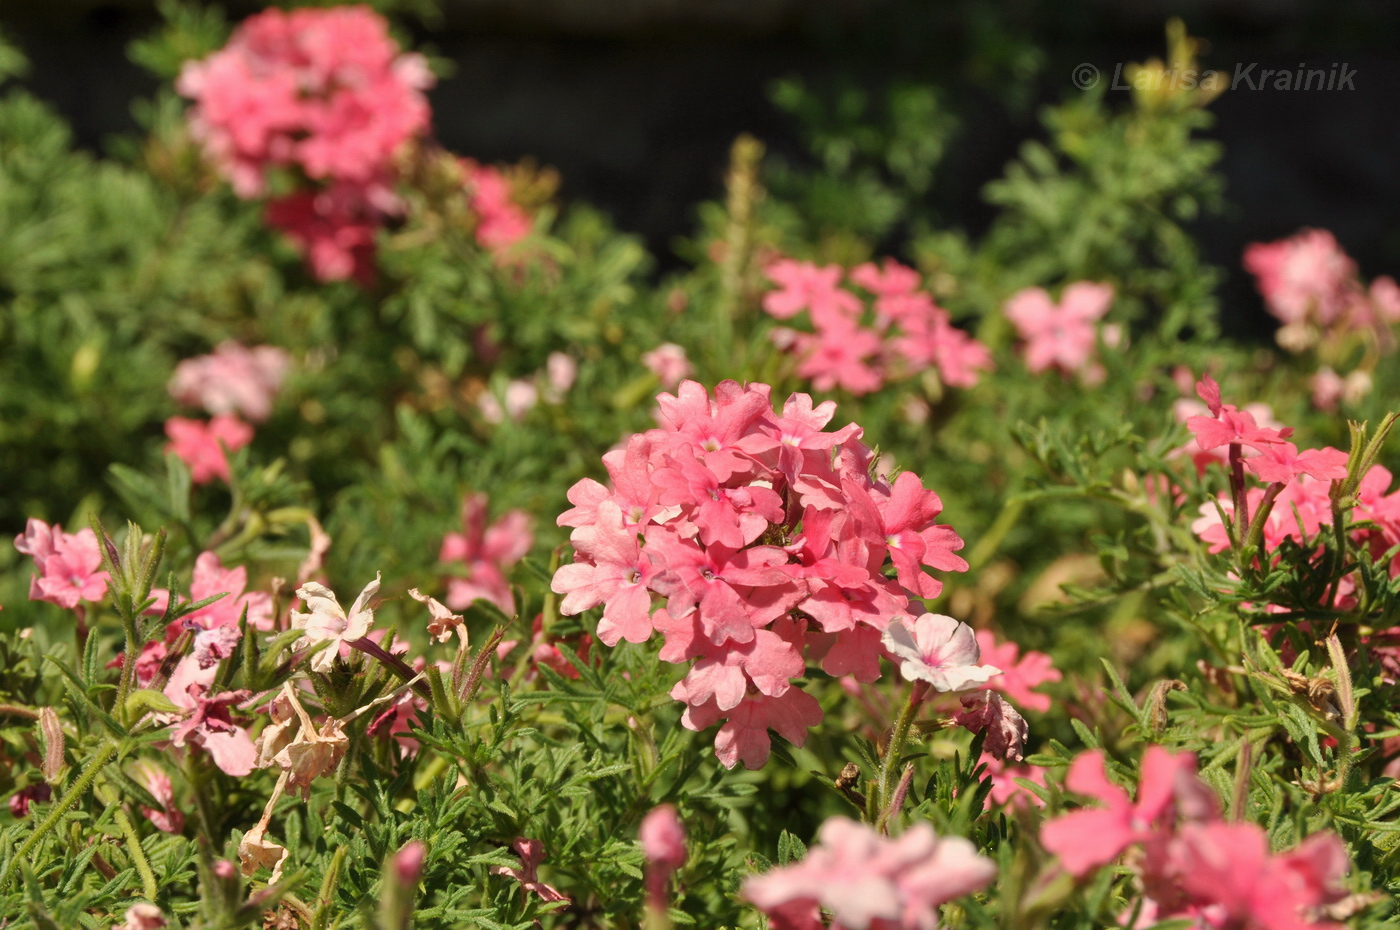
[743,818,996,930]
[641,804,687,906]
[1004,282,1114,375]
[114,903,167,930]
[1310,367,1345,412]
[641,343,693,388]
[881,614,999,693]
[164,414,254,484]
[291,574,381,673]
[544,352,577,401]
[169,342,290,422]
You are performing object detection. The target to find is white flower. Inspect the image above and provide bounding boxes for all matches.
[291,573,380,672]
[881,613,1000,692]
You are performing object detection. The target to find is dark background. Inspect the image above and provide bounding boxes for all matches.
[4,0,1400,334]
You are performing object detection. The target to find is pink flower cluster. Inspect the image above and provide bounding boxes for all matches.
[169,341,291,422]
[551,380,969,768]
[178,6,431,196]
[439,493,533,615]
[178,6,433,283]
[1184,376,1360,558]
[461,159,533,255]
[1244,228,1400,350]
[165,414,254,484]
[762,259,992,395]
[14,519,109,608]
[1004,282,1116,379]
[1042,748,1350,929]
[743,817,996,930]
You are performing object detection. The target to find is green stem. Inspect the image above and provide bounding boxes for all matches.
[114,805,159,902]
[877,684,926,826]
[6,740,117,885]
[115,612,140,723]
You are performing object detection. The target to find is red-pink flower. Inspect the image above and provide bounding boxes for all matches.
[552,500,655,646]
[440,493,533,615]
[975,630,1061,713]
[743,817,996,930]
[169,342,290,422]
[1040,747,1201,876]
[165,414,254,484]
[1004,282,1114,375]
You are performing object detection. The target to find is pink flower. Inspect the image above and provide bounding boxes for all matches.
[166,685,257,777]
[1169,823,1349,930]
[19,522,109,609]
[169,342,290,422]
[881,614,999,692]
[184,551,274,632]
[1244,229,1357,329]
[742,818,996,930]
[164,414,254,484]
[133,761,184,834]
[265,183,384,285]
[974,630,1061,713]
[552,500,655,646]
[1040,747,1201,876]
[440,493,533,614]
[178,6,432,196]
[763,259,861,326]
[641,805,686,905]
[462,160,532,253]
[850,258,921,298]
[640,805,687,871]
[291,574,380,673]
[1311,367,1346,412]
[641,343,693,388]
[492,838,569,904]
[677,687,823,770]
[790,320,885,395]
[979,754,1046,809]
[1244,444,1349,485]
[1004,282,1114,375]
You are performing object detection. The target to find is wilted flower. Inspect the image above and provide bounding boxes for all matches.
[291,573,381,673]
